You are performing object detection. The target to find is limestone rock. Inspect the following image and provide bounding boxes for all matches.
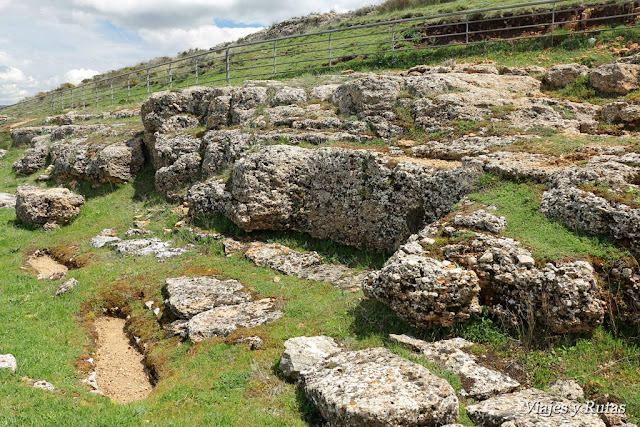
[0,354,17,372]
[32,380,56,391]
[466,388,606,426]
[363,249,481,328]
[451,209,506,233]
[163,276,250,319]
[0,193,16,209]
[201,130,253,177]
[411,136,515,160]
[191,145,480,252]
[302,347,459,426]
[55,278,78,296]
[271,86,307,106]
[12,138,49,175]
[280,336,341,380]
[590,63,640,94]
[600,102,640,124]
[186,298,283,342]
[390,335,520,400]
[110,238,189,258]
[548,379,585,401]
[544,63,589,88]
[16,186,84,228]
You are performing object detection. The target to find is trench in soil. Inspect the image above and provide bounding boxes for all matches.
[93,317,154,404]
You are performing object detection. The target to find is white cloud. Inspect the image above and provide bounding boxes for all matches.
[63,68,101,85]
[139,25,263,52]
[0,65,37,104]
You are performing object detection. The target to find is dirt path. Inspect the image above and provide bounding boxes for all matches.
[94,317,153,404]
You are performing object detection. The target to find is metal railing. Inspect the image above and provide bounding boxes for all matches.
[4,0,639,119]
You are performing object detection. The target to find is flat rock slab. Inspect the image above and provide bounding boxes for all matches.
[302,347,459,426]
[280,336,341,380]
[390,334,519,400]
[110,238,189,258]
[164,276,251,319]
[228,240,368,292]
[90,235,122,248]
[0,193,16,209]
[186,298,282,342]
[466,388,606,426]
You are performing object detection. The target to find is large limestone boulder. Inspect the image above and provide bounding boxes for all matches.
[544,63,588,87]
[163,276,250,319]
[201,130,253,178]
[279,336,341,380]
[466,388,606,426]
[301,347,459,426]
[590,63,640,94]
[10,126,55,147]
[189,145,480,252]
[16,186,84,229]
[600,101,640,124]
[363,250,481,328]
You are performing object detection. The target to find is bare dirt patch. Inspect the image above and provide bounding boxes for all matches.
[94,317,153,404]
[26,254,68,280]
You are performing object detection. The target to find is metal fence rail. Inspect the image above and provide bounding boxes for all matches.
[4,0,639,118]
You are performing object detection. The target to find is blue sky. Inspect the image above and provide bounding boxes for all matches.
[0,0,382,104]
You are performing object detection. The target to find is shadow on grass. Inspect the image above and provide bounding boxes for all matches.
[193,213,389,270]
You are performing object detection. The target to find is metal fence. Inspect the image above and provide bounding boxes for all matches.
[4,0,640,118]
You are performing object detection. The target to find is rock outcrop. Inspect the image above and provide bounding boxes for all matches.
[189,145,480,252]
[590,63,640,94]
[16,186,84,229]
[301,347,459,426]
[544,63,589,87]
[163,276,250,319]
[279,336,341,380]
[0,193,16,209]
[0,354,17,372]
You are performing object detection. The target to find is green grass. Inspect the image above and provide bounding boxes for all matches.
[467,175,629,262]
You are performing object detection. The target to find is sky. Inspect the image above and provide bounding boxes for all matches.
[0,0,382,105]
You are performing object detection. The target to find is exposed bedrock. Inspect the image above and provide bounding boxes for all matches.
[10,124,108,147]
[364,209,609,333]
[50,137,145,183]
[16,185,84,230]
[188,144,482,252]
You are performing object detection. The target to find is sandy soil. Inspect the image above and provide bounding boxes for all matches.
[27,255,67,277]
[94,317,153,404]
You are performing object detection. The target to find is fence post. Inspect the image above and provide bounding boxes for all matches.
[272,41,277,76]
[60,91,63,111]
[70,88,73,110]
[465,14,469,44]
[95,83,98,108]
[195,57,199,85]
[51,94,54,112]
[110,79,114,104]
[169,63,173,89]
[226,48,230,83]
[551,2,556,46]
[329,33,333,67]
[82,86,86,109]
[146,70,150,98]
[127,75,131,102]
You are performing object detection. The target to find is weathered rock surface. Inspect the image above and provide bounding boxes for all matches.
[600,101,640,124]
[390,334,520,400]
[55,278,78,296]
[201,130,253,177]
[0,354,17,372]
[302,347,459,426]
[548,379,585,401]
[51,137,144,183]
[363,249,481,328]
[544,63,589,87]
[189,145,480,252]
[466,388,606,426]
[110,238,189,258]
[225,240,368,291]
[280,336,341,380]
[163,276,250,319]
[16,186,84,229]
[186,298,282,342]
[590,63,640,94]
[451,209,506,233]
[0,149,6,159]
[0,193,16,209]
[365,211,607,333]
[13,137,50,175]
[411,136,515,160]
